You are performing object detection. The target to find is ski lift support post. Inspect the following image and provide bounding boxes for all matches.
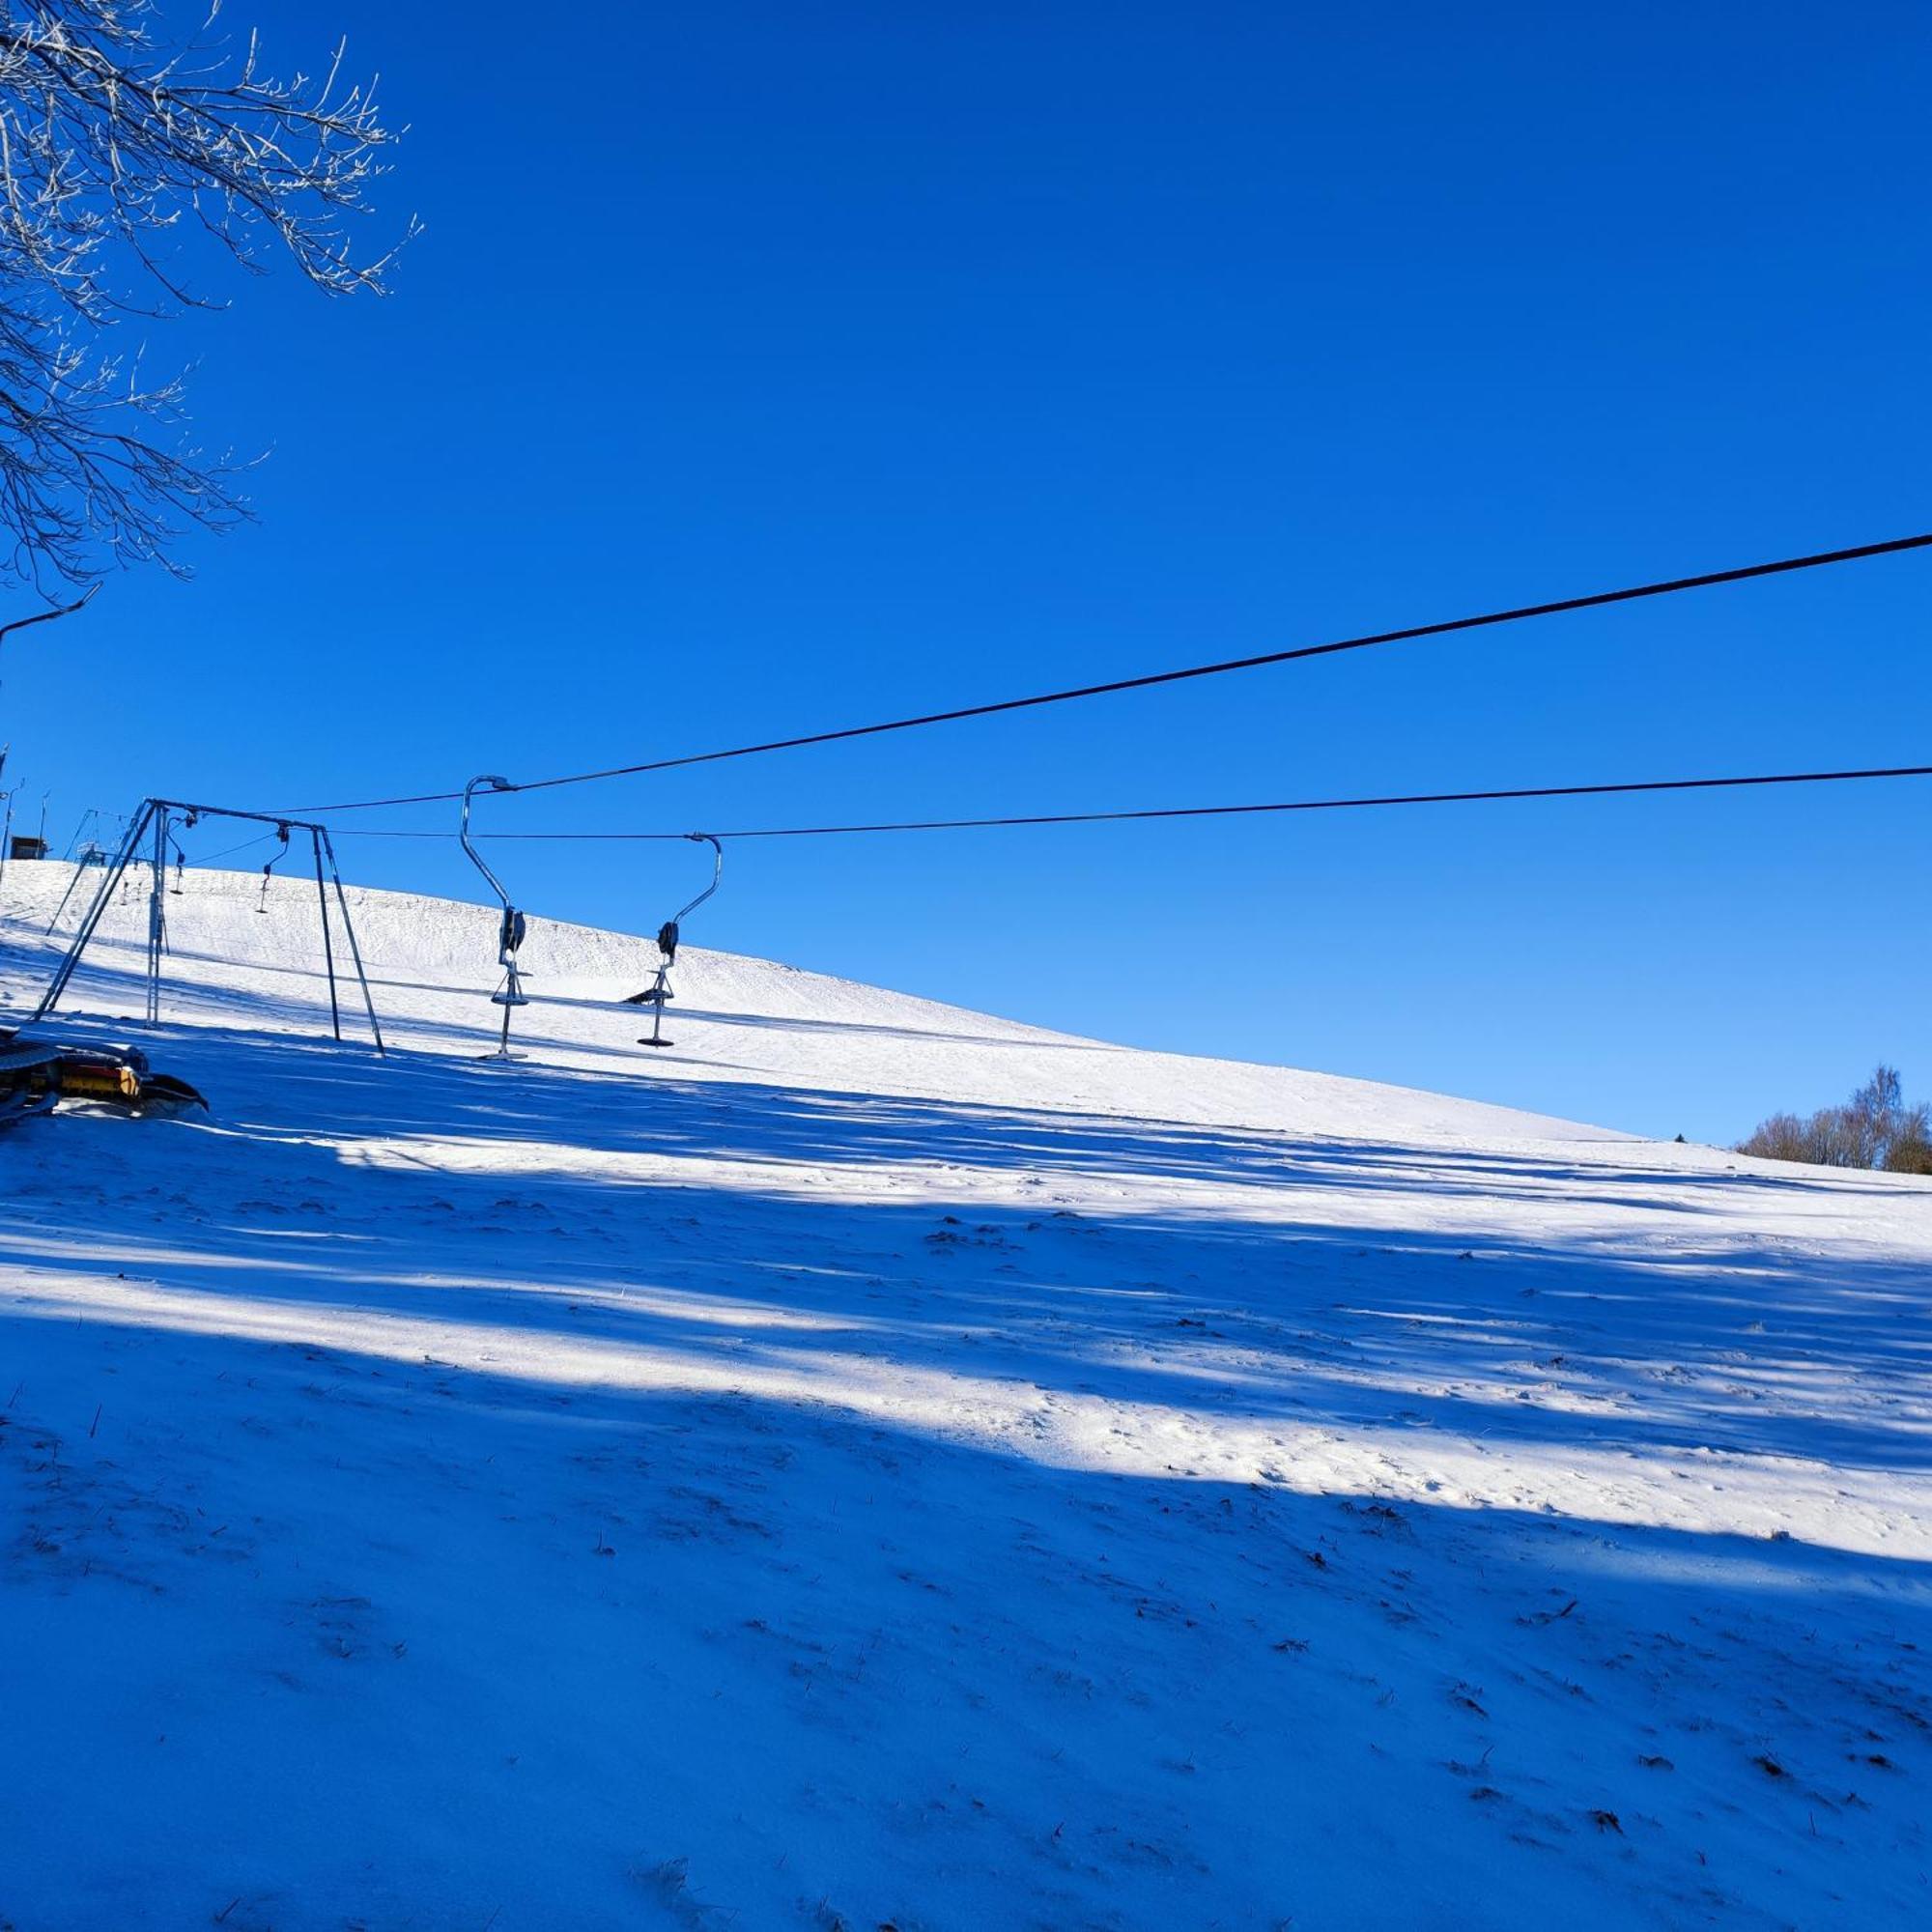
[29,797,385,1054]
[64,808,105,862]
[458,775,530,1061]
[44,834,111,933]
[636,833,723,1049]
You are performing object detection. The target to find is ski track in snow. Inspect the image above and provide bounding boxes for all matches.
[1,860,1928,1930]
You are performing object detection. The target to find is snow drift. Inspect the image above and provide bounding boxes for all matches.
[1,860,1928,1929]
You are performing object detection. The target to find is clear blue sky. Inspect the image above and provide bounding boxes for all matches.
[3,1,1928,1143]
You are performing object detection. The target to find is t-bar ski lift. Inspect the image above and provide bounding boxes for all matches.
[30,798,385,1053]
[626,833,724,1048]
[256,819,293,911]
[458,775,531,1061]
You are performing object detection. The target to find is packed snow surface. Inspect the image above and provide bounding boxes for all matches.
[2,859,1928,1929]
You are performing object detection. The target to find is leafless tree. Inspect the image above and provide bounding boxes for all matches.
[1739,1065,1932,1175]
[0,1,412,591]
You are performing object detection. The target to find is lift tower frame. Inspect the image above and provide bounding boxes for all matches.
[30,797,385,1055]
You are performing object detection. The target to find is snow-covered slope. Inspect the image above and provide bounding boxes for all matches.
[2,860,1929,1929]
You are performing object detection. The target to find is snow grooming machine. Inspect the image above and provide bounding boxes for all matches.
[1,1027,207,1125]
[459,774,531,1062]
[623,833,723,1048]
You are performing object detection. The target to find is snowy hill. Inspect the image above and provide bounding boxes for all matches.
[2,858,1929,1929]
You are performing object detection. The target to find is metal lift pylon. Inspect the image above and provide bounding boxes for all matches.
[29,797,385,1055]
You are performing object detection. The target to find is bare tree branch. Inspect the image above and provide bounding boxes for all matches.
[0,1,412,591]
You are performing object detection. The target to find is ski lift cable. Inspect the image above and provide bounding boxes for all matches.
[322,760,1932,843]
[189,830,280,867]
[288,530,1932,815]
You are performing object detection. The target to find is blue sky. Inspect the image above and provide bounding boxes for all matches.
[2,0,1928,1142]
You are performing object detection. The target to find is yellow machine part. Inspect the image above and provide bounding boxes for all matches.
[58,1063,144,1103]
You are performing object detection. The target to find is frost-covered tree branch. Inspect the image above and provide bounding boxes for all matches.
[0,1,412,590]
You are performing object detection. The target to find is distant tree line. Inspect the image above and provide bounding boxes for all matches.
[1738,1066,1932,1174]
